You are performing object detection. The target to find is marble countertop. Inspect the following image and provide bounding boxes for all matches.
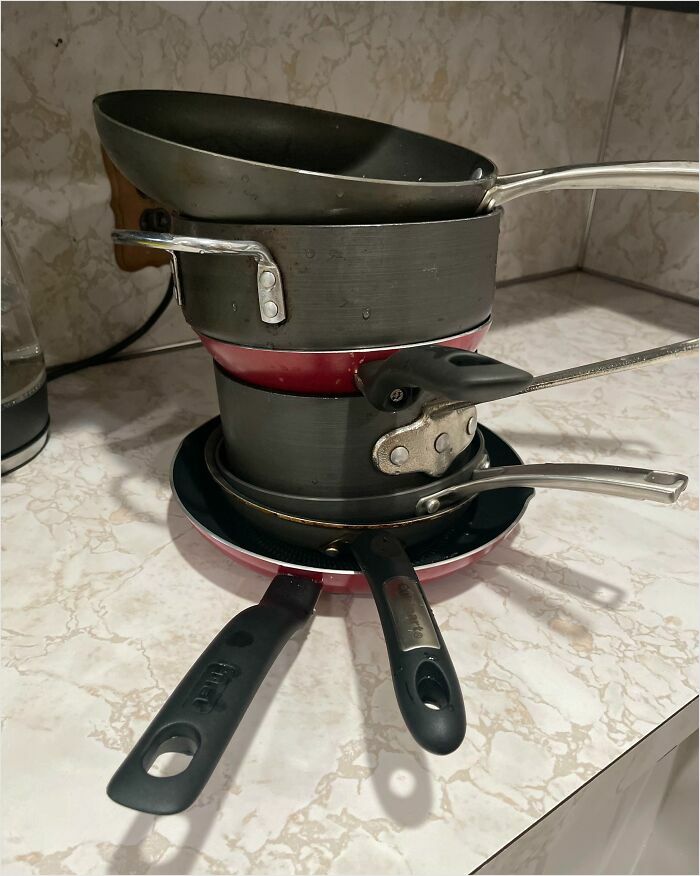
[2,273,698,875]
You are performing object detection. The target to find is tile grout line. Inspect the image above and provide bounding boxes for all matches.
[576,5,633,269]
[579,267,699,306]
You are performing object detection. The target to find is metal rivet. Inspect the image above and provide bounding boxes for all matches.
[390,446,409,466]
[324,544,341,556]
[231,302,237,311]
[472,167,484,180]
[389,388,405,404]
[262,300,279,319]
[466,416,477,435]
[425,498,441,514]
[362,308,371,320]
[259,270,277,290]
[434,432,450,453]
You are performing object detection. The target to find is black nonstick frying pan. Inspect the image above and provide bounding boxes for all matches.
[93,91,699,223]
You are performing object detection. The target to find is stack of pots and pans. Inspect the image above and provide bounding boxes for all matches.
[95,91,697,812]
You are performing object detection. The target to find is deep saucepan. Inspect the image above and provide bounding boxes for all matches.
[113,209,501,368]
[214,341,699,502]
[214,350,532,498]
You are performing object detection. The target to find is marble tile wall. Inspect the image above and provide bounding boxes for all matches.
[583,6,699,303]
[2,1,625,364]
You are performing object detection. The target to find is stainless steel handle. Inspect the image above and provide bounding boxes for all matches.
[478,161,700,212]
[416,465,688,515]
[112,230,285,325]
[519,338,699,396]
[371,339,697,481]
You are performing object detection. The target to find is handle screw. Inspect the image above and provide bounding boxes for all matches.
[390,446,409,466]
[259,270,277,290]
[434,432,450,453]
[389,388,405,404]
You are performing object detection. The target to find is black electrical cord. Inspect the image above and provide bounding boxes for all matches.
[46,276,174,382]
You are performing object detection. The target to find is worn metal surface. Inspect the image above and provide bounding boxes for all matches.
[372,401,479,477]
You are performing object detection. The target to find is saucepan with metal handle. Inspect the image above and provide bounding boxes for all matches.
[112,209,501,360]
[213,340,698,501]
[93,90,700,223]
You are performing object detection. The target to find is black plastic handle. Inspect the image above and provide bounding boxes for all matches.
[356,346,533,411]
[350,532,466,755]
[107,575,322,815]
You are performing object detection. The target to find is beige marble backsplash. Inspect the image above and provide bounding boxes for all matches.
[583,7,699,302]
[1,1,696,365]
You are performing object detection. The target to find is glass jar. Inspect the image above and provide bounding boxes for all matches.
[1,228,49,474]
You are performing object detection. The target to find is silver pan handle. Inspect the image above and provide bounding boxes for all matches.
[416,465,688,515]
[478,161,699,213]
[520,338,699,396]
[112,230,286,325]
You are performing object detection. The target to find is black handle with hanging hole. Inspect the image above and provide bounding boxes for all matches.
[107,575,322,815]
[350,532,466,755]
[356,346,533,411]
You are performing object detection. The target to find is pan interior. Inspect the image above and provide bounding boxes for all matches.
[95,90,492,184]
[172,418,532,573]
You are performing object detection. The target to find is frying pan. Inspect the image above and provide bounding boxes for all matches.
[176,419,535,594]
[107,420,533,815]
[93,90,699,223]
[106,415,688,815]
[211,418,685,756]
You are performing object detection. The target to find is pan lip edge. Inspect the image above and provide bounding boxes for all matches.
[198,316,493,356]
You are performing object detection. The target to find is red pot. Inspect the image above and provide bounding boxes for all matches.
[199,319,491,393]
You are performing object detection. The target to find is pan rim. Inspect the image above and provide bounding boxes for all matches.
[172,207,503,230]
[199,316,492,356]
